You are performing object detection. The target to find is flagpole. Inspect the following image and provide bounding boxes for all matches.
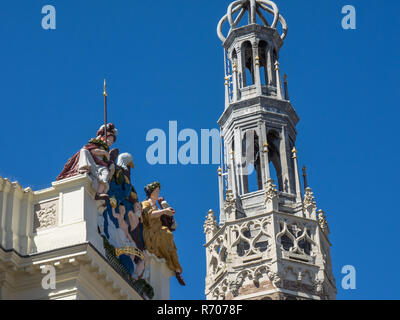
[103,79,108,142]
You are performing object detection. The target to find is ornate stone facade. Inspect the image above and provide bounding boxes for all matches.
[205,0,336,300]
[0,174,173,300]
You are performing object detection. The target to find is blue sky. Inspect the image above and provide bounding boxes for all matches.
[0,0,399,300]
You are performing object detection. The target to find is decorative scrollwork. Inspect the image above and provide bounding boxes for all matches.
[267,270,282,287]
[217,0,288,42]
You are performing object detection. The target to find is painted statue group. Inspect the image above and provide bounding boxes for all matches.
[56,123,185,286]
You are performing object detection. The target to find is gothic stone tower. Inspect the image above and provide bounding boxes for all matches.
[204,0,336,300]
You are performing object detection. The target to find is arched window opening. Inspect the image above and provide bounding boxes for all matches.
[267,130,283,191]
[241,41,254,87]
[232,49,237,63]
[269,161,279,187]
[247,163,257,193]
[230,49,238,98]
[245,69,253,86]
[227,58,234,101]
[258,41,268,85]
[231,49,238,65]
[242,130,262,194]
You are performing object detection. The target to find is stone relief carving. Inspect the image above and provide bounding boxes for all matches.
[313,278,325,295]
[282,265,315,284]
[225,264,281,298]
[303,187,317,219]
[267,271,282,287]
[265,179,279,212]
[34,200,58,231]
[211,279,229,300]
[211,261,322,300]
[223,190,236,221]
[318,210,329,232]
[229,271,246,297]
[224,189,235,209]
[265,179,278,203]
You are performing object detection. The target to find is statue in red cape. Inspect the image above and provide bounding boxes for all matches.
[56,123,118,200]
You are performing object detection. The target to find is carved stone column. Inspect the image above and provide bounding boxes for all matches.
[292,147,302,203]
[275,61,283,99]
[232,61,240,102]
[252,41,262,95]
[218,167,226,225]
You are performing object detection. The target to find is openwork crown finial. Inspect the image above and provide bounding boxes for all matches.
[217,0,288,43]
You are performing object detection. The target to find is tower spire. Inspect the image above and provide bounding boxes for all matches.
[205,0,336,301]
